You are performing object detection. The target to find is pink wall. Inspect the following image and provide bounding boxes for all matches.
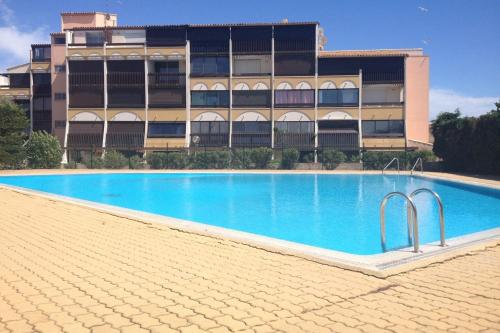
[51,41,66,144]
[405,56,430,144]
[61,13,117,31]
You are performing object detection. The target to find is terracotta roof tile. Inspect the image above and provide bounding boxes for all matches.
[320,49,424,57]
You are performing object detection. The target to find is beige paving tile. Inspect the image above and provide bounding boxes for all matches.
[0,184,499,332]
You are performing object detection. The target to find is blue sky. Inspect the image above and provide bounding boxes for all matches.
[0,0,499,118]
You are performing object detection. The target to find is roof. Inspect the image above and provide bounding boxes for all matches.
[31,43,51,47]
[66,21,318,31]
[319,48,424,58]
[6,63,30,73]
[61,12,116,16]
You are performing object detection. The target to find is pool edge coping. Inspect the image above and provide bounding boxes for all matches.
[1,173,499,278]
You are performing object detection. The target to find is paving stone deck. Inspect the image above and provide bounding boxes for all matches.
[0,180,499,332]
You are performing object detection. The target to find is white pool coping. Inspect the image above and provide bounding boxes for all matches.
[1,171,499,277]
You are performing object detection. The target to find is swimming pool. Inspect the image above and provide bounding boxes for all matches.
[1,173,499,255]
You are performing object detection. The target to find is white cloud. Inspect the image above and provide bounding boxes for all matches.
[0,0,48,70]
[430,88,499,119]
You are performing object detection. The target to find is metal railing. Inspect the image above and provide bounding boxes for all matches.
[380,192,419,253]
[382,157,400,174]
[409,188,446,247]
[410,157,423,175]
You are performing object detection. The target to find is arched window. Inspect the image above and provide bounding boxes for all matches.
[211,82,227,90]
[71,112,103,122]
[192,83,208,91]
[110,112,142,121]
[234,112,268,121]
[320,81,336,89]
[193,112,225,121]
[276,82,292,90]
[253,82,268,90]
[339,80,356,89]
[296,81,312,89]
[277,111,311,121]
[234,83,250,90]
[322,111,353,120]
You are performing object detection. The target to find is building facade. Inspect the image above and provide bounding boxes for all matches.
[0,12,430,155]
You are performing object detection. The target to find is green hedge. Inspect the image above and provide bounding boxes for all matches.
[320,149,346,170]
[432,104,500,174]
[280,148,299,169]
[362,150,435,170]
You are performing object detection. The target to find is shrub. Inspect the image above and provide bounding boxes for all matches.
[129,155,145,169]
[164,152,190,169]
[0,99,29,169]
[232,149,253,169]
[64,161,78,169]
[280,148,299,169]
[361,150,436,170]
[301,152,315,163]
[25,131,63,169]
[250,147,273,169]
[321,149,346,170]
[191,151,230,169]
[102,150,127,169]
[146,152,165,169]
[82,152,103,169]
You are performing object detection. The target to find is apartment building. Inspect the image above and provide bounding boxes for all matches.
[0,12,429,155]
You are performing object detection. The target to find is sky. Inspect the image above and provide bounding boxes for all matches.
[0,0,499,118]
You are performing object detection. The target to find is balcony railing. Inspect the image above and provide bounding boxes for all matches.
[69,72,104,87]
[232,90,271,107]
[148,73,186,88]
[318,130,359,151]
[107,72,145,88]
[67,133,103,148]
[2,74,30,88]
[274,89,314,107]
[191,91,229,108]
[106,133,145,149]
[274,133,315,148]
[318,89,359,107]
[69,89,104,108]
[232,132,272,147]
[363,71,404,84]
[148,89,185,108]
[190,133,229,147]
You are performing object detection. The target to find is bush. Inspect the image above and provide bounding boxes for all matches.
[280,148,299,169]
[129,155,145,169]
[321,149,346,170]
[250,147,273,169]
[82,152,103,169]
[301,152,315,163]
[191,151,230,169]
[25,131,63,169]
[432,104,500,174]
[362,150,436,170]
[164,152,190,169]
[0,99,29,169]
[102,150,128,169]
[146,152,165,169]
[232,149,253,169]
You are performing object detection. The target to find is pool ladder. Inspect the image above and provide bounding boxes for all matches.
[382,158,400,174]
[380,188,446,252]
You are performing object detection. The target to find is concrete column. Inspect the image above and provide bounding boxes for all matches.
[185,41,191,148]
[143,48,149,154]
[314,24,319,163]
[270,30,275,150]
[102,44,108,150]
[358,69,363,157]
[228,30,233,149]
[29,49,33,135]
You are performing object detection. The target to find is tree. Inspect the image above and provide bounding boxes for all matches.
[0,98,29,169]
[26,131,63,169]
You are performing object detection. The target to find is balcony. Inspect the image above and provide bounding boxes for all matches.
[149,89,185,108]
[67,122,104,148]
[148,73,185,89]
[274,121,315,148]
[69,72,104,108]
[2,73,30,88]
[232,90,271,108]
[191,91,229,108]
[190,121,229,147]
[70,31,105,46]
[362,84,403,106]
[107,72,145,108]
[318,120,359,151]
[362,120,404,138]
[108,29,145,45]
[190,56,229,77]
[274,52,315,76]
[232,55,271,76]
[232,121,272,148]
[106,122,145,149]
[32,45,51,62]
[363,71,404,84]
[318,89,359,107]
[274,90,314,108]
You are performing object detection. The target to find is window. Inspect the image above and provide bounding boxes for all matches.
[190,56,229,76]
[53,36,66,45]
[147,122,186,138]
[362,120,404,137]
[55,65,66,73]
[85,31,105,45]
[191,121,229,134]
[54,93,66,100]
[191,91,229,107]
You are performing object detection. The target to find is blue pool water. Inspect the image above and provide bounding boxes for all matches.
[1,173,499,255]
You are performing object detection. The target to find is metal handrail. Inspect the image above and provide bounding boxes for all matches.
[409,188,446,247]
[382,157,400,174]
[410,157,423,175]
[380,192,419,253]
